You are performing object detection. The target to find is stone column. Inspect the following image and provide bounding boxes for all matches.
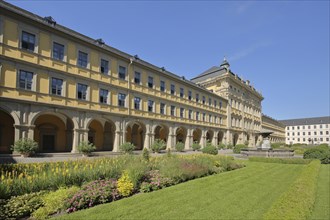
[166,127,175,149]
[226,130,232,145]
[27,125,35,140]
[185,129,193,150]
[212,131,219,146]
[71,129,79,153]
[200,130,206,148]
[113,121,122,152]
[144,131,151,149]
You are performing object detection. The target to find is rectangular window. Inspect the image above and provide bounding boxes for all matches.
[148,76,154,88]
[100,59,109,74]
[297,126,300,130]
[180,108,184,118]
[320,131,323,135]
[220,117,222,124]
[77,83,88,100]
[320,125,323,128]
[99,89,108,104]
[148,100,154,112]
[21,31,35,51]
[214,100,217,108]
[303,138,305,142]
[314,131,317,135]
[170,84,175,95]
[19,70,33,90]
[287,132,290,136]
[119,66,126,80]
[78,51,88,68]
[188,110,192,119]
[53,42,64,61]
[134,71,141,84]
[118,93,126,107]
[187,91,192,101]
[214,116,217,124]
[203,113,206,121]
[171,105,175,116]
[326,131,329,135]
[196,93,199,102]
[292,126,294,130]
[209,98,212,106]
[209,114,212,123]
[292,132,295,136]
[303,132,305,135]
[308,126,311,129]
[180,88,184,98]
[298,132,300,135]
[298,138,300,142]
[160,80,165,92]
[326,138,329,141]
[196,112,199,120]
[160,103,165,114]
[219,101,222,109]
[314,125,316,129]
[202,96,206,104]
[134,97,141,110]
[51,77,63,96]
[308,132,311,135]
[320,138,323,141]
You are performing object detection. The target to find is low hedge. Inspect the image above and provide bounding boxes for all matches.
[233,144,246,154]
[263,160,321,220]
[303,145,330,164]
[249,157,312,164]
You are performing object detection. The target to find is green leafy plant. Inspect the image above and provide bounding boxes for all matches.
[303,145,330,164]
[117,170,134,197]
[175,142,185,152]
[32,186,80,219]
[11,138,38,156]
[191,142,201,151]
[119,142,135,154]
[226,144,234,149]
[77,141,96,155]
[217,143,226,150]
[233,144,246,154]
[142,148,150,161]
[2,191,45,219]
[202,143,218,155]
[151,139,166,153]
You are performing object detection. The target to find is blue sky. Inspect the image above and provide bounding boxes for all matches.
[6,0,329,120]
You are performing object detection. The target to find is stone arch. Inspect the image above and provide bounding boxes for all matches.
[154,124,169,142]
[0,109,15,153]
[233,133,239,146]
[217,131,224,145]
[0,105,20,125]
[206,130,214,143]
[88,119,104,150]
[126,121,146,150]
[34,114,73,152]
[193,128,202,143]
[175,126,187,144]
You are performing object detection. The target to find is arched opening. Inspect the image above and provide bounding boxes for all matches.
[103,121,115,151]
[34,114,73,152]
[193,128,202,143]
[88,120,104,150]
[126,122,145,150]
[206,130,214,143]
[233,133,239,146]
[0,109,15,153]
[246,134,250,146]
[154,124,169,142]
[176,126,187,144]
[217,131,224,145]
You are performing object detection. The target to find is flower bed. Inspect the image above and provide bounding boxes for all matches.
[0,154,244,219]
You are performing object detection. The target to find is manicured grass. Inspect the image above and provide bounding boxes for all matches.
[310,164,330,220]
[57,162,305,220]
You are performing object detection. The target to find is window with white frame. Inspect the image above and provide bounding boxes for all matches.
[170,84,175,95]
[118,93,126,107]
[21,31,35,51]
[99,89,109,104]
[148,76,154,88]
[52,42,64,61]
[100,59,109,74]
[78,51,88,68]
[77,83,88,100]
[148,100,154,112]
[19,70,33,90]
[134,97,141,110]
[180,88,184,98]
[134,71,141,84]
[188,90,192,100]
[160,80,165,92]
[51,77,63,96]
[180,108,184,118]
[171,105,175,116]
[188,110,192,119]
[160,103,166,114]
[118,66,126,80]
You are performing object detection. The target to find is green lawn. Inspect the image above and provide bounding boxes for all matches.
[310,164,330,220]
[57,162,306,220]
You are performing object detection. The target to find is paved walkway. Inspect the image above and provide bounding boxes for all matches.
[0,149,237,164]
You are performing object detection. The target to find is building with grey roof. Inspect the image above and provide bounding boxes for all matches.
[279,116,330,145]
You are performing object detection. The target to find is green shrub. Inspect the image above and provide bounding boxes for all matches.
[248,157,312,164]
[191,142,201,151]
[77,141,96,154]
[303,145,330,164]
[202,143,218,155]
[142,148,150,161]
[32,186,80,219]
[117,171,134,197]
[175,142,185,152]
[233,144,246,153]
[264,160,321,220]
[2,191,45,219]
[123,156,149,188]
[11,138,38,155]
[119,142,135,154]
[217,143,226,150]
[226,144,234,149]
[151,139,166,153]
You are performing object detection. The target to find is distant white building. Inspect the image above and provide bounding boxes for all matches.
[280,116,330,145]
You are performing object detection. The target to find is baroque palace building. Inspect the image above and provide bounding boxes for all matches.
[0,1,284,154]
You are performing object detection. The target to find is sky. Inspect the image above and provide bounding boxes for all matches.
[6,0,330,120]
